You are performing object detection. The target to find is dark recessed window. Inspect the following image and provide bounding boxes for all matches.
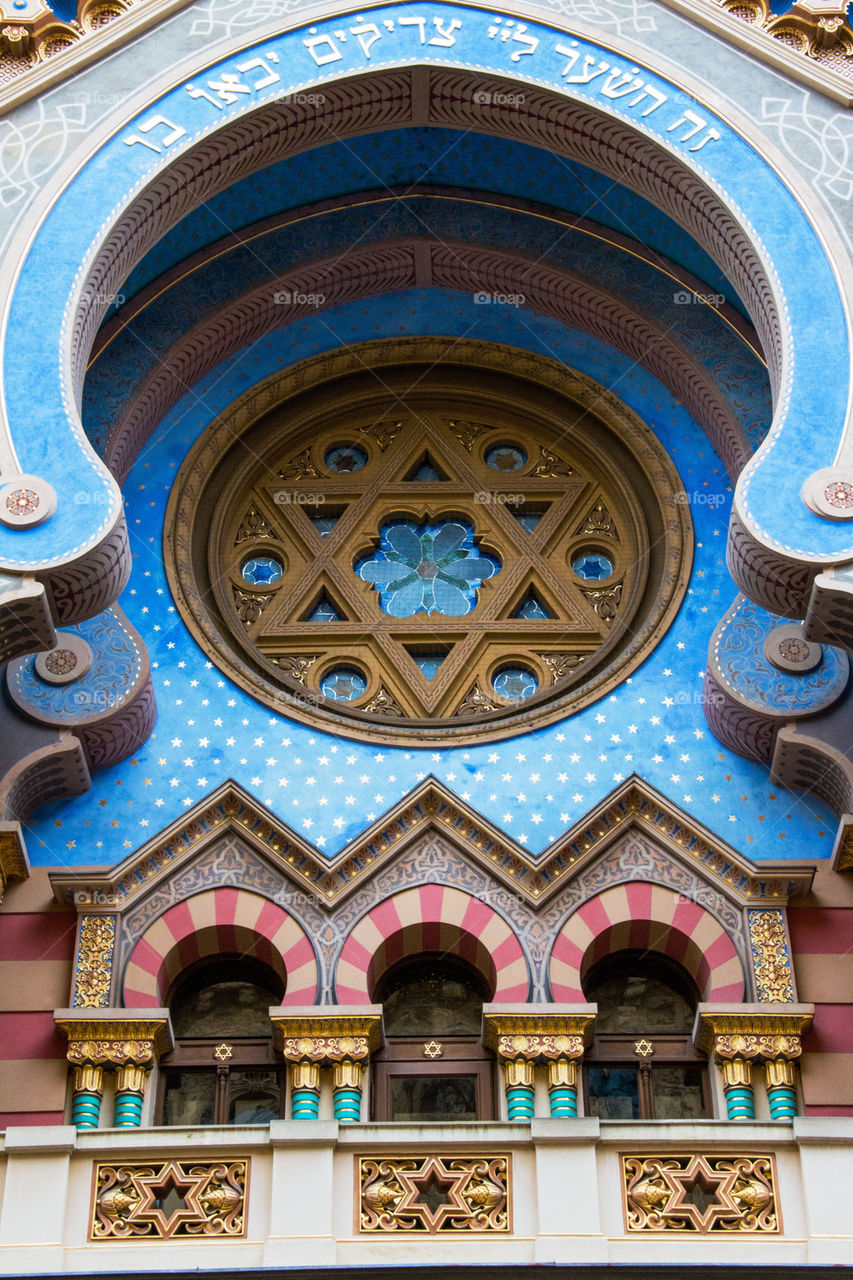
[372,954,494,1122]
[158,957,284,1127]
[583,950,709,1121]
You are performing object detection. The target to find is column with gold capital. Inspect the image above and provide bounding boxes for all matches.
[270,1007,383,1123]
[55,1009,173,1129]
[483,1005,597,1120]
[695,1005,814,1121]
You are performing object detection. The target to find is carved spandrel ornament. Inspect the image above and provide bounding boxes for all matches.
[623,1153,779,1233]
[359,1154,510,1233]
[73,915,116,1008]
[91,1159,248,1240]
[748,909,795,1001]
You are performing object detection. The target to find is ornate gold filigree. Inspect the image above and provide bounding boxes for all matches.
[358,1154,510,1233]
[73,915,115,1008]
[696,1010,812,1062]
[363,686,404,716]
[537,651,586,680]
[623,1153,779,1233]
[271,1013,383,1063]
[483,1012,596,1061]
[57,1016,170,1067]
[749,910,795,1002]
[270,654,318,684]
[359,420,402,451]
[577,499,618,538]
[232,586,272,628]
[91,1159,248,1240]
[446,419,491,451]
[454,682,498,716]
[234,507,275,544]
[581,582,623,625]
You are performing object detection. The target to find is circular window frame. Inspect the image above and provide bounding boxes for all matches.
[165,338,692,745]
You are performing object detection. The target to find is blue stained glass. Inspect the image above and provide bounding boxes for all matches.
[514,512,542,533]
[514,592,551,619]
[357,520,500,617]
[573,553,613,581]
[485,444,527,472]
[242,556,283,585]
[325,444,368,473]
[411,653,446,680]
[311,516,339,537]
[493,666,538,700]
[307,596,342,621]
[407,458,444,481]
[321,668,367,700]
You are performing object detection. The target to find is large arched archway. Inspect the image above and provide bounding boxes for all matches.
[0,2,850,627]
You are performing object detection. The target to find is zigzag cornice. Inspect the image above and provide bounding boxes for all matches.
[49,774,815,912]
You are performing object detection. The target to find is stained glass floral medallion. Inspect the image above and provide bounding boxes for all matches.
[357,521,500,617]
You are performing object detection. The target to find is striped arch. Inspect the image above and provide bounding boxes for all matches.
[548,882,745,1002]
[335,884,529,1003]
[122,887,318,1007]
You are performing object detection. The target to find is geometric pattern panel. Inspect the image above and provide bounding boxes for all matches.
[358,1154,510,1232]
[548,882,744,1002]
[122,888,317,1007]
[335,884,529,1003]
[91,1159,248,1239]
[623,1153,779,1233]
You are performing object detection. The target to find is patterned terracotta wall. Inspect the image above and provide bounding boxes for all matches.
[788,867,853,1115]
[0,874,75,1126]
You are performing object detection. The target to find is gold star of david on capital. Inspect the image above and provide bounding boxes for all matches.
[392,1155,473,1231]
[131,1160,208,1236]
[423,1040,443,1058]
[659,1154,742,1232]
[214,1042,233,1061]
[634,1039,654,1057]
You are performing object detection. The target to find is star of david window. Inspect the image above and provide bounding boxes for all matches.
[166,341,690,745]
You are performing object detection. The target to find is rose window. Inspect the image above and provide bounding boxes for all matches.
[166,340,690,745]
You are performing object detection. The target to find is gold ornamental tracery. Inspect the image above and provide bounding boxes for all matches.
[166,340,691,744]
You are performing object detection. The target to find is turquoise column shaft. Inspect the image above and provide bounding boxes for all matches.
[333,1087,362,1122]
[506,1085,535,1120]
[291,1088,320,1118]
[767,1085,797,1120]
[548,1086,578,1118]
[71,1091,102,1129]
[724,1085,755,1121]
[113,1091,144,1127]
